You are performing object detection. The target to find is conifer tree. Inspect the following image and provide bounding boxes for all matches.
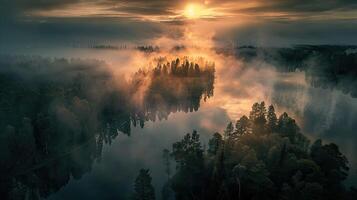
[267,105,277,133]
[133,169,156,200]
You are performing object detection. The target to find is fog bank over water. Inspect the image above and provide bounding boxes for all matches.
[1,18,357,199]
[1,41,357,199]
[1,1,357,199]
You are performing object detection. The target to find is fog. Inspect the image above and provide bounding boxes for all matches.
[1,23,357,198]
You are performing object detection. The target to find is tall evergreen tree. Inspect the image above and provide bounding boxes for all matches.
[172,130,203,170]
[171,131,205,200]
[224,122,234,140]
[249,102,267,134]
[208,132,223,155]
[163,149,171,180]
[235,115,250,137]
[266,105,277,133]
[277,112,299,143]
[162,102,355,200]
[133,169,156,200]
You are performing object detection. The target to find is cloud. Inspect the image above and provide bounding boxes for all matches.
[237,0,357,13]
[0,0,82,18]
[214,19,357,46]
[2,0,357,21]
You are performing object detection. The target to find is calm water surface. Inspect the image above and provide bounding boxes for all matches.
[1,47,356,199]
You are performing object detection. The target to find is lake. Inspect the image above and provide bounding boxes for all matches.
[1,45,356,199]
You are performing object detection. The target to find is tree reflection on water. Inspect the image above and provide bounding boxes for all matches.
[0,55,215,199]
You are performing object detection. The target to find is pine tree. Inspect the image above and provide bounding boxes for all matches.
[249,102,267,134]
[208,132,223,155]
[172,130,203,170]
[133,169,156,200]
[277,112,299,143]
[235,115,250,137]
[162,149,171,180]
[162,149,173,200]
[266,105,277,133]
[224,122,234,140]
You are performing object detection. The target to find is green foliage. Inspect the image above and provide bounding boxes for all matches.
[234,115,250,137]
[237,45,357,97]
[0,56,215,199]
[170,130,207,200]
[172,130,204,170]
[223,122,234,139]
[249,102,267,134]
[267,105,277,133]
[277,113,298,140]
[133,169,156,200]
[208,132,223,155]
[131,57,215,122]
[164,102,355,200]
[310,139,350,199]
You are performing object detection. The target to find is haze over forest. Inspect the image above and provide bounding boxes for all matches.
[0,0,357,200]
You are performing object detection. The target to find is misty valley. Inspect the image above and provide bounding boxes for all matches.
[0,55,216,199]
[0,45,356,200]
[3,1,357,199]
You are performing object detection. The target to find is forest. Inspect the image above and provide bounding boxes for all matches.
[0,55,214,199]
[133,102,357,200]
[2,0,357,199]
[1,53,355,200]
[234,45,357,97]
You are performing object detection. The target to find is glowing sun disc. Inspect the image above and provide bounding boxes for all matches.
[184,4,207,19]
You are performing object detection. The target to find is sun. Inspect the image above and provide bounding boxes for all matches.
[184,4,207,19]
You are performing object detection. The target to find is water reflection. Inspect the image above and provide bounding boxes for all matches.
[129,57,214,127]
[234,45,357,97]
[0,45,357,199]
[0,55,215,199]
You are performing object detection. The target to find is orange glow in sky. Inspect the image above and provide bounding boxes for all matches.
[183,3,213,19]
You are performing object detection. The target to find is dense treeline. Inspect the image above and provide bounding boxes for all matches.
[157,102,356,200]
[136,46,160,53]
[130,57,215,127]
[235,45,357,97]
[0,55,215,199]
[0,56,126,199]
[134,57,215,78]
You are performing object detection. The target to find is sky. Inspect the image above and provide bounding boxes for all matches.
[1,0,357,47]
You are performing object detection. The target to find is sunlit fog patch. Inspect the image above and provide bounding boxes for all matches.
[2,12,357,199]
[205,58,279,119]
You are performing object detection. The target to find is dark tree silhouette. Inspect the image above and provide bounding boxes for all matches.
[310,139,350,199]
[130,57,215,126]
[266,105,277,133]
[208,132,223,156]
[224,122,234,139]
[234,115,250,137]
[249,102,267,134]
[235,45,357,97]
[163,149,172,181]
[133,169,156,200]
[162,102,355,200]
[171,130,206,200]
[0,56,215,199]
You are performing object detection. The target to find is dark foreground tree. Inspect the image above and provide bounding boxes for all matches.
[208,132,223,155]
[235,115,250,137]
[161,102,356,200]
[133,169,156,200]
[171,130,206,200]
[266,105,277,133]
[249,102,267,134]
